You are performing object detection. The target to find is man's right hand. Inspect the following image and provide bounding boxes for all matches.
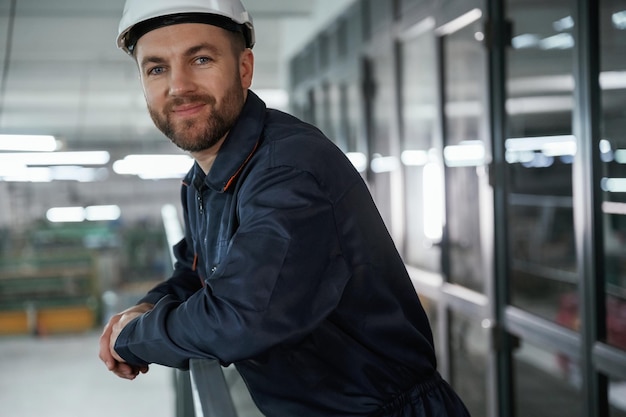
[98,302,153,380]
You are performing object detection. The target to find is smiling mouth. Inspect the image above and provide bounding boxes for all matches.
[172,103,206,117]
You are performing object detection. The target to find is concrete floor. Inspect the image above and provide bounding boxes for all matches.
[0,332,175,417]
[0,331,265,417]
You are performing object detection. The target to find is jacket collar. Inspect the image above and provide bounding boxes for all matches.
[186,90,266,192]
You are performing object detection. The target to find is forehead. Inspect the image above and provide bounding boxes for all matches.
[134,23,231,58]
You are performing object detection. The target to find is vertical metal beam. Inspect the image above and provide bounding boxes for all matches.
[434,29,452,384]
[484,1,514,416]
[174,370,197,417]
[572,0,608,416]
[0,0,17,120]
[189,359,239,417]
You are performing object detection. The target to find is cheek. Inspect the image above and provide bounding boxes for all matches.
[141,85,162,109]
[139,75,165,102]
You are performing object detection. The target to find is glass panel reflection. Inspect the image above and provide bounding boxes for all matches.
[610,376,626,417]
[449,310,488,417]
[442,12,487,292]
[514,340,582,417]
[506,0,577,321]
[600,0,626,353]
[418,295,441,362]
[368,46,397,230]
[399,22,442,272]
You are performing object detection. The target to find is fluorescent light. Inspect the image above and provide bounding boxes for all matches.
[601,178,626,193]
[542,140,577,157]
[0,151,110,166]
[505,135,576,165]
[162,204,184,244]
[600,71,626,90]
[0,166,108,182]
[445,100,483,117]
[46,205,121,223]
[436,8,482,35]
[113,154,193,180]
[345,152,367,173]
[539,33,574,50]
[512,34,541,49]
[553,16,574,32]
[612,10,626,29]
[506,135,576,152]
[0,159,27,176]
[0,134,57,152]
[401,150,430,166]
[255,89,289,110]
[371,155,400,173]
[423,162,444,241]
[85,205,121,221]
[46,207,85,223]
[2,167,53,182]
[443,141,485,167]
[506,95,574,114]
[612,150,626,164]
[399,17,436,41]
[508,75,574,95]
[507,72,625,95]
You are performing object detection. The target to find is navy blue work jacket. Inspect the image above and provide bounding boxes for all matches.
[115,91,469,417]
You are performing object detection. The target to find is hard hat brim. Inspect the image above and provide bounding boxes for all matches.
[122,12,252,54]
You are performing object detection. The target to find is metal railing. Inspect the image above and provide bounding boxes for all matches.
[161,204,238,417]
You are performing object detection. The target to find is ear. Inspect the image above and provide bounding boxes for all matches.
[239,49,254,89]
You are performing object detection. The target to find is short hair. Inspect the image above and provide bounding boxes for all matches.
[226,28,247,57]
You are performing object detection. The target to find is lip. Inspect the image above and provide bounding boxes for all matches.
[171,103,206,117]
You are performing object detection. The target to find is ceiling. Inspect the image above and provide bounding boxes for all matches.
[0,0,353,154]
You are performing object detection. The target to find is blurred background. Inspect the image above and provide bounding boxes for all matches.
[0,1,351,416]
[1,0,626,417]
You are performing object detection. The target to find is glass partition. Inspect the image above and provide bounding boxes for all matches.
[399,21,442,272]
[441,9,488,292]
[514,340,583,417]
[449,309,488,417]
[505,0,577,323]
[600,0,626,354]
[367,45,398,230]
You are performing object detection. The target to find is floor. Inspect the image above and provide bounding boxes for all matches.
[0,330,265,417]
[0,332,176,417]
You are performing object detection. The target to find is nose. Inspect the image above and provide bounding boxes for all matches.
[168,65,197,96]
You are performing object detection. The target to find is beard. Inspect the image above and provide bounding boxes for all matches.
[148,78,245,153]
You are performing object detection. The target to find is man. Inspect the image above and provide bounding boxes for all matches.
[99,0,471,415]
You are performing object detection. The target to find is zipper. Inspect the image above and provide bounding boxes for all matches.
[197,191,204,215]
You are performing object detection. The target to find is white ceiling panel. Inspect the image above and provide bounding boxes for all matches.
[0,0,353,153]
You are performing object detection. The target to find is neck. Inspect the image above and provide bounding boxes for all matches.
[191,135,227,174]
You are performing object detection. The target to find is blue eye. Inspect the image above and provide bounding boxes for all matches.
[147,66,165,76]
[196,56,212,65]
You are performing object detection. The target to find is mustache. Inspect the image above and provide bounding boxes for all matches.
[165,95,216,112]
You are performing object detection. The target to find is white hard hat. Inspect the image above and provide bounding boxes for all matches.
[117,0,255,55]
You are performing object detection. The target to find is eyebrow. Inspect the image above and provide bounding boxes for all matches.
[139,42,222,69]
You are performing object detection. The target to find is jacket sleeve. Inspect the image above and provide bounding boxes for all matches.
[136,182,203,306]
[115,165,352,369]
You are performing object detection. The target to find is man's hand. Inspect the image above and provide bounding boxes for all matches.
[99,302,153,380]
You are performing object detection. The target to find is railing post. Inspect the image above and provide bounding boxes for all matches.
[189,359,238,417]
[174,369,196,417]
[161,205,240,417]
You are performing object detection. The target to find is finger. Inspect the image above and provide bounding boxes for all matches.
[99,322,117,369]
[112,362,140,380]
